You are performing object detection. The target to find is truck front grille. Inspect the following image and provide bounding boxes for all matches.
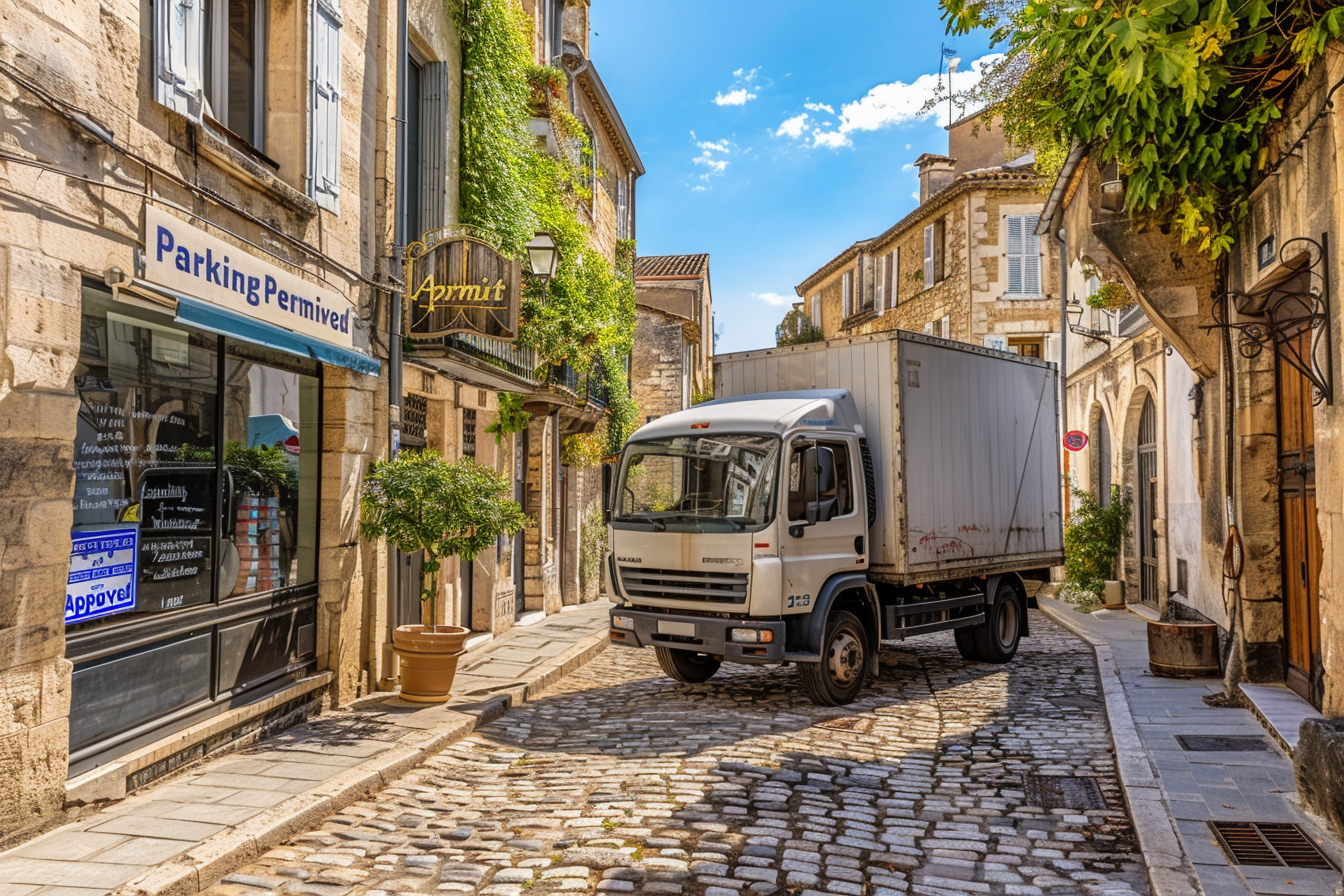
[618,567,749,604]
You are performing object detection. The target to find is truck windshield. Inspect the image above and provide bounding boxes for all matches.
[615,434,780,532]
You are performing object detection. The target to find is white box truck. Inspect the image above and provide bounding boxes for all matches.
[604,330,1063,705]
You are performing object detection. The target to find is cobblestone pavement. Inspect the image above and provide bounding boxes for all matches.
[203,612,1148,896]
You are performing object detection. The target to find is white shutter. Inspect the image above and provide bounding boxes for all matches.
[1023,213,1042,294]
[923,225,935,286]
[155,0,204,119]
[1043,333,1061,365]
[940,315,950,338]
[311,0,343,212]
[810,295,821,327]
[1006,215,1023,295]
[890,249,899,307]
[842,271,852,317]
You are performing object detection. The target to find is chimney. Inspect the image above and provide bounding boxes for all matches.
[916,153,956,203]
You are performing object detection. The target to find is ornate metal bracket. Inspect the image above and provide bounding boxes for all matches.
[1201,234,1333,406]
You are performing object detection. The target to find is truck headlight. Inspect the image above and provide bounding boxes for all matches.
[730,628,774,643]
[612,615,635,630]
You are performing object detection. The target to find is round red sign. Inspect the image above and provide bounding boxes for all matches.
[1063,430,1088,452]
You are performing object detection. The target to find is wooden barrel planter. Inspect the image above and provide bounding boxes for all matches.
[1147,620,1220,677]
[393,624,471,703]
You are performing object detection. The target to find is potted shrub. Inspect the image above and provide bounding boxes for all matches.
[361,450,528,702]
[1062,485,1133,610]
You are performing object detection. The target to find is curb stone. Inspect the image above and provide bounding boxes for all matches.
[1036,599,1204,896]
[110,628,611,896]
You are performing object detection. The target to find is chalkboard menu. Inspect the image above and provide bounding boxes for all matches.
[136,467,216,613]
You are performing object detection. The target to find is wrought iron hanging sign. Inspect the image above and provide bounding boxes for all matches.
[1203,234,1333,406]
[405,231,521,341]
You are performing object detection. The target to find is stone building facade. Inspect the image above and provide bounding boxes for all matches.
[792,117,1061,361]
[0,0,640,846]
[632,253,713,424]
[1038,42,1344,828]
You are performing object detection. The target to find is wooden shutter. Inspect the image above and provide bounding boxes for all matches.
[1006,215,1023,294]
[842,271,852,317]
[923,224,934,286]
[419,62,448,232]
[890,249,899,307]
[875,252,885,313]
[810,295,821,327]
[311,0,343,212]
[155,0,203,119]
[1023,213,1042,294]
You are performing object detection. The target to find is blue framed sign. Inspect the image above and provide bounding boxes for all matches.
[67,528,138,624]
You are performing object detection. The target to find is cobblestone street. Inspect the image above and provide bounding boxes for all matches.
[204,613,1148,896]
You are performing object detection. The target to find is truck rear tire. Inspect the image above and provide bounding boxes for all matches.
[972,581,1023,663]
[954,625,984,662]
[655,647,721,683]
[799,610,868,706]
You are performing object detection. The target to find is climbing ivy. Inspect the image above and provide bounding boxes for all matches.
[453,0,638,453]
[940,0,1344,258]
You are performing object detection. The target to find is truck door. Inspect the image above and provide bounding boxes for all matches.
[779,436,867,613]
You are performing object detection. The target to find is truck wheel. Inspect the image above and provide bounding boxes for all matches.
[972,581,1023,663]
[954,625,983,662]
[799,610,868,706]
[655,647,721,683]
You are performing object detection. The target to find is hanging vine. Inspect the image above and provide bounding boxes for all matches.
[452,0,640,456]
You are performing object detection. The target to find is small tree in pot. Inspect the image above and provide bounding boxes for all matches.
[360,450,528,702]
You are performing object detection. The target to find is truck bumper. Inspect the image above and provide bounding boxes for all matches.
[608,608,787,664]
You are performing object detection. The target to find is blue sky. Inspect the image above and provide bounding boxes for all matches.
[590,1,996,355]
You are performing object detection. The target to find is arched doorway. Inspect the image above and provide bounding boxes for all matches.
[1136,396,1158,605]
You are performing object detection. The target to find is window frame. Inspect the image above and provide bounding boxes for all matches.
[309,0,343,212]
[1005,213,1043,297]
[202,0,268,148]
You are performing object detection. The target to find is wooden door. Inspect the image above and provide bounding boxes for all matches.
[1137,397,1159,605]
[1277,331,1322,706]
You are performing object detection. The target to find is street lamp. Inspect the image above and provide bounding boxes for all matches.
[1066,298,1111,344]
[526,232,560,281]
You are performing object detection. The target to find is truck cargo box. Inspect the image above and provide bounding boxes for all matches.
[714,330,1063,583]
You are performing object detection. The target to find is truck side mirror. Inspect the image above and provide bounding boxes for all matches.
[601,461,614,524]
[801,445,838,526]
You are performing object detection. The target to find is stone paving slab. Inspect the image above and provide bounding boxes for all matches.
[1038,595,1344,896]
[0,602,612,896]
[199,611,1152,896]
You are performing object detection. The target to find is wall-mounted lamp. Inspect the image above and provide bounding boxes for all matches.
[1066,298,1111,344]
[526,232,560,282]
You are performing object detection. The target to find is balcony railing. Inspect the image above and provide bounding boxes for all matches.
[444,333,538,382]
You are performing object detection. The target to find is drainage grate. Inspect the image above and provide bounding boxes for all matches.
[813,717,873,733]
[1175,734,1274,752]
[1210,822,1336,869]
[1022,774,1108,810]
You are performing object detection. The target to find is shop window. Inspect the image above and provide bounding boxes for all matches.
[223,344,319,597]
[68,288,320,629]
[71,291,220,624]
[1008,337,1043,358]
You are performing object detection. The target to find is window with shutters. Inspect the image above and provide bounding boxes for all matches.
[403,56,448,242]
[842,271,853,318]
[874,252,885,313]
[155,0,205,120]
[310,0,343,212]
[1005,214,1042,296]
[922,220,944,287]
[810,295,821,328]
[616,176,630,240]
[202,0,266,147]
[887,249,898,308]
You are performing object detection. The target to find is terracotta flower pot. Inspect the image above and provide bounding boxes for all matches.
[1147,620,1220,678]
[392,624,471,703]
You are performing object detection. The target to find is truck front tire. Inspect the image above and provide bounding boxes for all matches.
[655,647,721,683]
[799,610,869,706]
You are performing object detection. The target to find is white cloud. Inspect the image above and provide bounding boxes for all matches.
[714,88,757,107]
[812,130,850,150]
[733,66,761,83]
[774,113,809,139]
[694,153,729,174]
[753,292,794,307]
[691,185,709,193]
[690,133,734,182]
[911,190,921,200]
[697,139,731,153]
[773,54,1002,150]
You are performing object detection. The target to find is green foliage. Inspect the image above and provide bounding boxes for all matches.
[454,0,539,257]
[941,0,1341,258]
[775,308,825,346]
[1064,485,1134,601]
[1085,280,1134,311]
[599,351,639,456]
[225,442,297,497]
[692,380,715,405]
[360,449,527,625]
[485,391,532,444]
[578,502,607,599]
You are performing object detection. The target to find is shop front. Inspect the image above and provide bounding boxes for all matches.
[65,210,380,776]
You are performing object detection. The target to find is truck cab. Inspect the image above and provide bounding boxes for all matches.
[606,391,880,702]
